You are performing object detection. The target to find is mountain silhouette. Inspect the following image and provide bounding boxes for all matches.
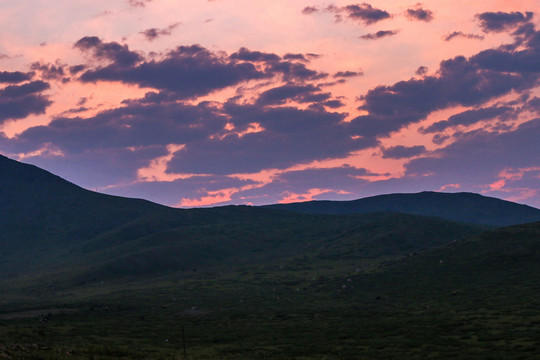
[264,191,540,226]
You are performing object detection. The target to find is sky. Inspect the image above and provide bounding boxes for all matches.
[1,0,540,208]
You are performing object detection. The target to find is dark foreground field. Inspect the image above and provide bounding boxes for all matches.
[2,220,540,359]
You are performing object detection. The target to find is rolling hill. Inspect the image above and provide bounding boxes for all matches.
[0,154,489,287]
[263,191,540,226]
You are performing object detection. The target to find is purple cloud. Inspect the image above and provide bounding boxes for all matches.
[405,7,434,22]
[18,101,226,154]
[382,145,426,159]
[75,36,143,66]
[255,84,331,106]
[229,47,281,62]
[476,11,534,33]
[350,26,540,139]
[166,104,375,175]
[444,31,484,41]
[343,3,391,25]
[30,62,68,81]
[302,6,318,15]
[420,106,515,133]
[0,71,33,83]
[360,30,399,40]
[140,23,181,41]
[415,66,428,76]
[78,43,266,99]
[334,70,363,78]
[407,118,540,187]
[0,81,51,122]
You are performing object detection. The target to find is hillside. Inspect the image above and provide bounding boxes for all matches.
[0,155,486,286]
[264,191,540,226]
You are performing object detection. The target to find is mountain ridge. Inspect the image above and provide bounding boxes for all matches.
[263,191,540,226]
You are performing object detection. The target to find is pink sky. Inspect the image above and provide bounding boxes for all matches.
[1,1,540,208]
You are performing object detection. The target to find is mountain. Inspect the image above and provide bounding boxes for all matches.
[0,154,484,288]
[263,191,540,226]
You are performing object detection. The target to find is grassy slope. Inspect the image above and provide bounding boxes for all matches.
[1,221,539,359]
[3,221,539,359]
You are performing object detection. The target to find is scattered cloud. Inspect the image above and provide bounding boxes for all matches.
[334,70,363,78]
[302,6,318,15]
[140,23,181,41]
[342,3,391,25]
[0,71,33,83]
[420,106,515,133]
[405,6,434,22]
[360,30,399,40]
[415,66,428,76]
[351,23,540,139]
[444,31,484,41]
[0,81,51,123]
[406,118,540,193]
[314,3,391,25]
[476,11,534,33]
[381,145,426,159]
[30,62,68,81]
[75,36,143,66]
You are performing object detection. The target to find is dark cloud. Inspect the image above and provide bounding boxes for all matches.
[77,40,326,98]
[0,71,33,83]
[17,101,226,154]
[360,30,399,40]
[166,104,376,175]
[79,44,267,99]
[406,118,540,188]
[302,6,318,15]
[349,35,540,139]
[0,81,51,123]
[334,70,363,78]
[266,60,328,82]
[30,62,67,81]
[470,45,540,73]
[323,100,345,108]
[444,31,484,41]
[255,84,331,106]
[527,97,540,114]
[405,7,434,22]
[229,47,281,62]
[69,65,86,75]
[476,11,534,33]
[283,53,309,62]
[75,36,143,66]
[382,145,426,159]
[420,106,515,133]
[140,23,181,41]
[415,66,428,76]
[342,3,391,25]
[1,80,50,98]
